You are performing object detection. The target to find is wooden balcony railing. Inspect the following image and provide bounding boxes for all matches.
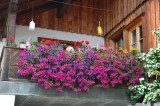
[0,46,32,81]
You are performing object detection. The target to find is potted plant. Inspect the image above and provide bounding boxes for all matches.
[19,40,26,48]
[8,37,16,47]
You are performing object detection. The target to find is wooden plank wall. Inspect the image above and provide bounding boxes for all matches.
[105,0,160,53]
[17,0,105,36]
[16,0,147,36]
[16,0,160,52]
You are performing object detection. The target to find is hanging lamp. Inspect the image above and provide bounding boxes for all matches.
[29,0,35,31]
[97,21,103,35]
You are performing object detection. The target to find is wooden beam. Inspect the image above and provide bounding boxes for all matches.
[56,0,73,18]
[6,0,18,45]
[18,0,49,13]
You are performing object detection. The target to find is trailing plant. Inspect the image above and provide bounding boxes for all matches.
[128,28,160,105]
[128,78,160,105]
[138,28,160,77]
[18,40,142,92]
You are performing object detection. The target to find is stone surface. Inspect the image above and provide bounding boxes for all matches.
[0,81,132,106]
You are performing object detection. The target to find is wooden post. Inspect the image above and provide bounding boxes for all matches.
[6,0,18,45]
[123,30,129,50]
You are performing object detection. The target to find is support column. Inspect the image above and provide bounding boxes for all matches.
[6,0,18,45]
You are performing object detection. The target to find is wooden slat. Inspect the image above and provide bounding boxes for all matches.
[16,0,152,41]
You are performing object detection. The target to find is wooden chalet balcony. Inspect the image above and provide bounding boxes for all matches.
[0,46,132,106]
[0,46,33,81]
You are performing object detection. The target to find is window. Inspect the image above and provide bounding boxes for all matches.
[116,36,124,49]
[129,23,143,52]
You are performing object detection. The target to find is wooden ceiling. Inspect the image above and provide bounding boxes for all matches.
[0,0,78,40]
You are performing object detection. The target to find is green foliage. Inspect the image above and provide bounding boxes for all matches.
[32,41,39,46]
[138,28,160,77]
[128,78,160,105]
[128,28,160,105]
[19,40,26,44]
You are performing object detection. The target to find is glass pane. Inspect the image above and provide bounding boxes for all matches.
[140,40,143,52]
[139,25,142,39]
[117,39,121,48]
[132,44,137,49]
[121,37,124,49]
[132,30,136,44]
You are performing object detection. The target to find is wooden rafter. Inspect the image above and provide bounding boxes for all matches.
[17,2,57,20]
[18,0,49,13]
[56,0,73,18]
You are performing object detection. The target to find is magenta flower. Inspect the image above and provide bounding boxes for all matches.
[18,42,142,92]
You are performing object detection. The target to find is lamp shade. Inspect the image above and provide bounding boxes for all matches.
[97,26,103,35]
[29,20,35,31]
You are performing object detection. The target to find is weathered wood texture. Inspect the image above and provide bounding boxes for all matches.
[16,0,105,36]
[7,0,18,42]
[105,0,160,53]
[0,47,31,81]
[16,0,148,36]
[16,0,160,52]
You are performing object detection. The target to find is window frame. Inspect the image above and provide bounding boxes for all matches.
[115,36,124,49]
[129,22,143,52]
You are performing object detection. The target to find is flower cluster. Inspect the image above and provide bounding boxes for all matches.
[18,42,142,92]
[41,39,57,45]
[8,37,15,45]
[74,41,89,47]
[128,78,160,105]
[127,29,160,105]
[137,29,160,77]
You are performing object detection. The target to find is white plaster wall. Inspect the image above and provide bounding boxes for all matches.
[0,38,6,57]
[15,25,104,48]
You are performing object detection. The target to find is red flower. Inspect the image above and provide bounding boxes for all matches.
[80,42,82,45]
[41,39,45,42]
[52,41,57,44]
[115,46,118,49]
[77,41,80,45]
[45,40,51,45]
[74,42,77,47]
[80,41,84,45]
[81,40,84,43]
[8,37,14,41]
[85,41,89,45]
